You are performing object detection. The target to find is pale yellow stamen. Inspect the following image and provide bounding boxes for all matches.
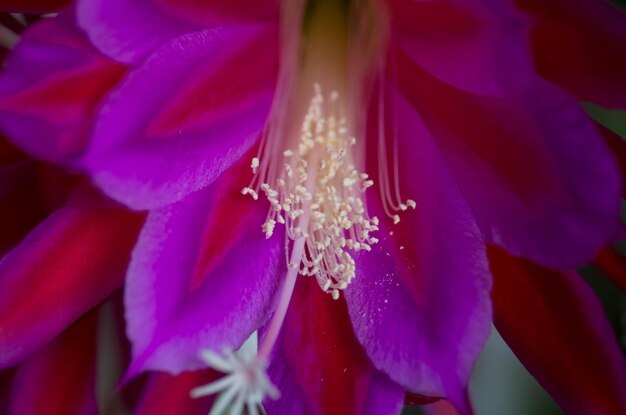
[243,84,378,298]
[376,79,417,223]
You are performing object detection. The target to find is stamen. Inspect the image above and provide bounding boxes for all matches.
[243,84,379,299]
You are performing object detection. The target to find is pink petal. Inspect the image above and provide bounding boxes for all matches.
[8,312,98,415]
[489,246,626,415]
[517,0,626,109]
[264,278,405,415]
[0,10,127,165]
[77,0,278,64]
[125,153,284,375]
[395,44,623,268]
[0,201,144,367]
[387,0,532,96]
[346,84,490,414]
[82,25,278,210]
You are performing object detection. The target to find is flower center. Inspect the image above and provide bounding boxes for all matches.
[243,83,379,299]
[241,0,395,299]
[194,0,416,410]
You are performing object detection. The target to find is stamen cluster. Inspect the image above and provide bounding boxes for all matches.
[243,84,379,299]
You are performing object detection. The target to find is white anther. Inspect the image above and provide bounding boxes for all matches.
[251,157,260,174]
[241,187,258,200]
[262,220,276,239]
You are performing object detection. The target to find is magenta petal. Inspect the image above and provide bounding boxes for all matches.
[346,87,490,414]
[8,312,98,415]
[77,0,278,64]
[0,10,126,165]
[76,0,192,64]
[396,48,623,268]
[490,246,626,415]
[0,203,143,367]
[125,157,284,375]
[82,25,278,210]
[264,278,405,415]
[388,0,532,96]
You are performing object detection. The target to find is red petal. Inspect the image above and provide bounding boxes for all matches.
[0,202,144,367]
[8,311,98,415]
[0,10,127,165]
[265,278,404,415]
[0,0,70,13]
[405,392,442,406]
[134,370,218,415]
[0,160,47,254]
[0,368,15,414]
[0,136,26,168]
[594,248,626,294]
[599,126,626,197]
[517,0,626,108]
[489,245,626,415]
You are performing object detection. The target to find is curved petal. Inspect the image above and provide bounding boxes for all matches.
[125,154,284,375]
[134,370,218,415]
[517,0,626,109]
[387,0,532,96]
[489,246,626,415]
[83,25,278,210]
[395,45,623,268]
[0,10,127,165]
[346,86,491,414]
[77,0,278,64]
[264,278,405,415]
[8,312,98,415]
[0,202,143,367]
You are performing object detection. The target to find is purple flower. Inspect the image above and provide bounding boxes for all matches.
[0,1,625,414]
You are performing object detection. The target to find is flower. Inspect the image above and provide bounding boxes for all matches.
[0,1,625,414]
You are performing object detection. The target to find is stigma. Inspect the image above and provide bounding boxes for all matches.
[191,336,279,415]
